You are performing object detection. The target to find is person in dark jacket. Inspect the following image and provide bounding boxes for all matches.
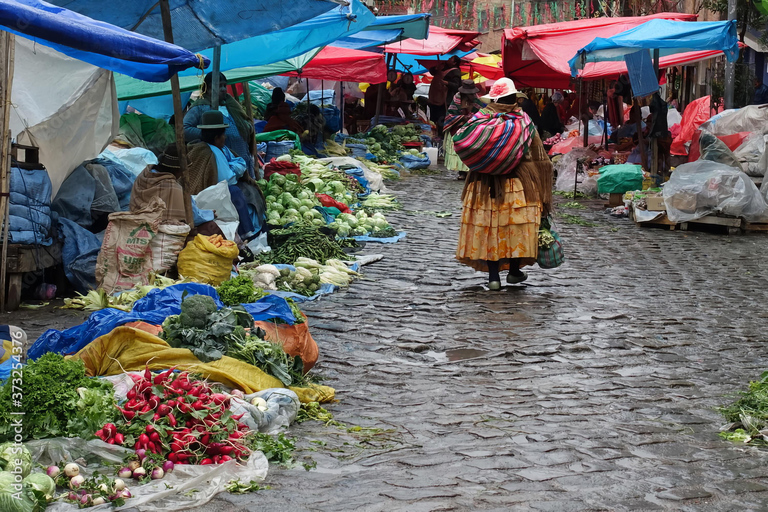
[517,90,541,131]
[752,77,768,105]
[539,92,565,138]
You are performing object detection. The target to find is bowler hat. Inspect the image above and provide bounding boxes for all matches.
[197,109,229,130]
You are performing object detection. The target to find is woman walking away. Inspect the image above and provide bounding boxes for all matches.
[453,78,553,291]
[444,79,485,180]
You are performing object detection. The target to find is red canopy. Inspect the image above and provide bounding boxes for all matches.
[416,58,505,80]
[283,46,386,83]
[502,13,701,88]
[384,26,481,55]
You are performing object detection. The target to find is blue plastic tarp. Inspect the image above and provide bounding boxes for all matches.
[115,0,375,100]
[1,0,209,82]
[334,13,431,49]
[353,231,406,244]
[569,19,739,76]
[44,0,339,53]
[27,283,296,360]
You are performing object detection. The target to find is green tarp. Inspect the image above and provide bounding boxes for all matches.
[597,164,644,194]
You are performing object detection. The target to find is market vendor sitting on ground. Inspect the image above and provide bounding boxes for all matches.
[130,144,222,237]
[186,111,260,241]
[263,102,304,136]
[183,72,256,179]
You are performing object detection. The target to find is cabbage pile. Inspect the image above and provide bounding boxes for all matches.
[328,211,393,238]
[260,173,325,227]
[346,124,422,163]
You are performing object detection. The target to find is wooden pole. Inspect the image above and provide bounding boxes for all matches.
[373,53,393,127]
[211,46,222,109]
[159,0,190,213]
[0,32,15,311]
[634,98,648,172]
[242,82,254,121]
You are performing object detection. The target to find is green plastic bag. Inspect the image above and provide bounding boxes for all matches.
[597,164,644,194]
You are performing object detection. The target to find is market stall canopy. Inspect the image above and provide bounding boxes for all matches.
[569,19,739,75]
[43,0,343,52]
[116,50,321,100]
[283,46,386,83]
[115,0,376,100]
[502,12,699,88]
[0,0,208,82]
[383,26,480,55]
[334,13,431,49]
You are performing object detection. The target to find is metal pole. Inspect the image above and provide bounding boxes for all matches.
[0,32,14,312]
[211,46,221,109]
[724,0,736,108]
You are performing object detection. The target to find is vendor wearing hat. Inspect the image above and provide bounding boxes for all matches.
[186,110,259,241]
[455,77,553,291]
[444,79,486,180]
[186,110,248,195]
[183,72,256,179]
[263,102,304,135]
[129,144,221,237]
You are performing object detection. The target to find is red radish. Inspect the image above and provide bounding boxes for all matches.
[138,434,150,445]
[95,429,106,440]
[115,433,125,445]
[168,453,178,463]
[130,373,143,383]
[220,455,233,462]
[107,438,115,445]
[136,448,147,460]
[210,394,229,406]
[127,388,137,400]
[149,432,161,443]
[200,459,213,465]
[157,404,172,417]
[168,413,177,428]
[213,455,221,463]
[191,400,205,411]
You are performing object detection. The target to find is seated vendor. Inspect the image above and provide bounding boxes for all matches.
[130,144,221,236]
[186,111,260,241]
[263,102,304,135]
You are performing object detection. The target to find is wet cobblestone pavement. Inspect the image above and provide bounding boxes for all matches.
[9,168,768,511]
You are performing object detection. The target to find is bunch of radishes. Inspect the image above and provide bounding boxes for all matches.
[117,454,174,482]
[100,367,251,466]
[49,463,132,507]
[544,134,564,145]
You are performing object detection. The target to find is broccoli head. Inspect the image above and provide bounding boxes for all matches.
[179,294,218,328]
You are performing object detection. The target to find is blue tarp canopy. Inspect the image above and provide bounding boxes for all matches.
[334,13,431,49]
[115,0,375,99]
[0,0,208,82]
[391,48,473,75]
[45,0,341,52]
[568,19,739,76]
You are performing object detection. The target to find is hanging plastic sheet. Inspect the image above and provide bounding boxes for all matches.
[28,283,296,360]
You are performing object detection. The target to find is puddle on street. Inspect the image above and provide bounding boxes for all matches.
[425,348,489,362]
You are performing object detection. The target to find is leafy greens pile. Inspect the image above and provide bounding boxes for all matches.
[0,353,118,441]
[227,335,305,387]
[720,370,768,445]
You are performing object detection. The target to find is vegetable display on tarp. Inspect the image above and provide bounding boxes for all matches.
[61,275,188,312]
[260,172,325,228]
[239,264,322,297]
[346,124,422,164]
[255,224,351,265]
[328,211,396,238]
[0,354,118,442]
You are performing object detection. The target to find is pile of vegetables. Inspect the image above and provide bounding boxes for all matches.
[543,133,564,145]
[50,462,132,507]
[361,193,401,211]
[363,161,400,181]
[62,274,186,311]
[720,370,768,445]
[347,124,421,163]
[0,445,54,511]
[0,353,119,442]
[328,211,396,238]
[102,368,251,466]
[259,172,325,227]
[216,275,265,306]
[228,336,306,386]
[255,224,351,265]
[294,257,360,288]
[240,264,321,297]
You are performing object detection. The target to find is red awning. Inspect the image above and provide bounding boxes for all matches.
[502,13,700,88]
[283,46,386,83]
[416,58,505,80]
[384,26,481,55]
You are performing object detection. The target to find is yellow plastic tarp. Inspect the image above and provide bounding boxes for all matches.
[66,326,334,403]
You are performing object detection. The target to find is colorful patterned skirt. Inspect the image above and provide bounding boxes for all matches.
[444,134,469,172]
[456,175,541,272]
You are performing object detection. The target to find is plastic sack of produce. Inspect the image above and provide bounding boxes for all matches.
[663,160,768,223]
[95,197,164,294]
[315,193,351,213]
[699,105,768,136]
[399,152,430,170]
[554,147,598,195]
[150,221,191,273]
[671,95,713,155]
[177,234,238,286]
[698,129,744,172]
[597,164,644,195]
[734,132,768,177]
[255,316,319,371]
[229,388,300,433]
[28,437,268,512]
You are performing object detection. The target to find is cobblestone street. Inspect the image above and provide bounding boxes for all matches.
[10,168,768,511]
